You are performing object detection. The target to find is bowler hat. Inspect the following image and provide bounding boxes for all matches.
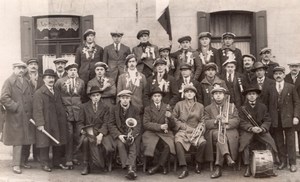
[178,36,192,43]
[243,86,261,96]
[83,29,96,40]
[53,58,68,64]
[88,86,103,95]
[198,32,212,39]
[65,63,78,71]
[149,87,165,97]
[137,29,150,39]
[117,90,133,97]
[251,62,267,72]
[94,62,109,70]
[43,69,56,77]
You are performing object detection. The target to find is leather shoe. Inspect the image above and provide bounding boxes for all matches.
[195,163,201,174]
[148,165,160,175]
[81,164,89,175]
[12,166,22,174]
[42,165,52,172]
[22,163,32,169]
[211,166,222,179]
[178,170,189,179]
[290,165,297,172]
[162,166,168,175]
[277,163,287,170]
[226,155,235,167]
[125,166,137,180]
[53,164,68,170]
[244,166,251,177]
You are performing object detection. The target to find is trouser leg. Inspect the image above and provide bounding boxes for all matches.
[89,142,105,168]
[117,140,128,168]
[39,147,50,167]
[214,134,229,166]
[242,145,250,165]
[52,146,64,166]
[274,127,286,164]
[82,137,89,163]
[156,139,170,166]
[65,121,74,163]
[195,141,206,163]
[12,145,22,166]
[285,127,296,165]
[126,142,137,167]
[21,145,31,164]
[32,144,39,161]
[175,142,187,166]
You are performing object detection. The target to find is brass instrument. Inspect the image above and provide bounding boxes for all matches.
[190,122,205,147]
[125,118,137,145]
[217,95,230,144]
[240,106,260,127]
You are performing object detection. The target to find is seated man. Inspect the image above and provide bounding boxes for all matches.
[108,90,141,180]
[239,86,278,177]
[77,86,114,175]
[173,85,207,179]
[143,88,176,175]
[204,85,240,179]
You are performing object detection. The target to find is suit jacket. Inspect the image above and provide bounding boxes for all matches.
[108,104,141,139]
[197,46,220,81]
[273,82,300,128]
[220,72,245,108]
[218,45,243,73]
[176,77,202,103]
[103,43,131,82]
[143,102,176,156]
[260,60,279,79]
[55,71,68,82]
[24,72,44,91]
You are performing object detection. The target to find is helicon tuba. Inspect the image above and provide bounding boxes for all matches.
[125,118,137,145]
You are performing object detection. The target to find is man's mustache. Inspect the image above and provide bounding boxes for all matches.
[276,77,281,79]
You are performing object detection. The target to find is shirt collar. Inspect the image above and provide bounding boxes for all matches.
[257,76,265,83]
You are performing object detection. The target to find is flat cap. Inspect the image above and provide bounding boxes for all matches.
[125,54,137,66]
[13,62,27,68]
[180,63,192,70]
[242,54,256,62]
[178,36,192,43]
[184,85,197,93]
[65,63,78,71]
[259,47,271,55]
[204,62,218,71]
[273,66,285,73]
[211,84,227,94]
[110,31,124,37]
[251,62,267,72]
[53,58,68,64]
[137,29,150,39]
[153,58,167,67]
[198,32,212,39]
[222,59,237,67]
[222,32,236,39]
[83,29,96,40]
[158,45,171,52]
[26,58,38,65]
[288,63,300,66]
[117,90,133,97]
[94,62,109,70]
[243,86,261,96]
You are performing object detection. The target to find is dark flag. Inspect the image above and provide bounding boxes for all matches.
[156,0,172,40]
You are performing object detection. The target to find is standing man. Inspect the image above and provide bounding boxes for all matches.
[272,66,300,172]
[33,69,68,172]
[54,63,85,169]
[53,58,68,81]
[259,47,279,79]
[218,32,243,73]
[197,32,220,81]
[103,31,131,83]
[171,36,202,81]
[0,62,35,174]
[285,62,300,153]
[75,29,104,83]
[117,54,147,110]
[132,29,159,78]
[108,90,141,180]
[242,54,256,85]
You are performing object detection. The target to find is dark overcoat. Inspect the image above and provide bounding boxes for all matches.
[197,46,220,81]
[143,102,176,156]
[260,60,279,80]
[204,102,240,162]
[0,74,35,145]
[239,102,277,152]
[33,85,67,148]
[218,45,243,73]
[103,43,131,82]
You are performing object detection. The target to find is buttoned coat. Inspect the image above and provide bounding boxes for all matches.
[24,72,44,91]
[78,100,114,152]
[33,85,67,148]
[239,102,277,152]
[173,100,206,151]
[204,102,240,162]
[142,102,176,156]
[103,43,131,82]
[0,74,35,145]
[75,44,104,83]
[55,76,85,121]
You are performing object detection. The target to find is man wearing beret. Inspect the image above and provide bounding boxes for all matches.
[285,63,300,153]
[259,47,279,79]
[87,62,117,108]
[218,32,243,74]
[75,29,104,84]
[171,35,202,81]
[132,29,159,78]
[54,63,85,169]
[53,58,68,81]
[0,62,35,174]
[200,63,228,106]
[108,90,141,180]
[272,66,300,172]
[242,54,256,85]
[103,31,131,83]
[197,32,220,81]
[33,69,68,172]
[159,45,177,77]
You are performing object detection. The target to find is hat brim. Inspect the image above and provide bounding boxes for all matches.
[111,33,124,37]
[43,74,56,77]
[243,89,261,96]
[251,66,267,72]
[150,91,165,97]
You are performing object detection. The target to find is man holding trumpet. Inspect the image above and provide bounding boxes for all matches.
[204,85,240,179]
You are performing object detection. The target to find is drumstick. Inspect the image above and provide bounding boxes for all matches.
[29,119,60,144]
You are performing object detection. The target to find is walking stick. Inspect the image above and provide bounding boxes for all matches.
[29,119,60,144]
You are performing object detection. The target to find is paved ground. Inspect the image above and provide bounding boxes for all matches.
[1,143,300,182]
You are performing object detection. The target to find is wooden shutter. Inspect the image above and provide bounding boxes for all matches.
[254,11,267,59]
[81,15,94,36]
[197,12,210,49]
[20,16,33,62]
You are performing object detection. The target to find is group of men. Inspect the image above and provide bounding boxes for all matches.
[1,28,300,180]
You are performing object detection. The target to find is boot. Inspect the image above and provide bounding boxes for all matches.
[125,166,137,180]
[244,165,251,177]
[211,165,222,179]
[81,162,89,175]
[148,164,160,175]
[225,154,235,167]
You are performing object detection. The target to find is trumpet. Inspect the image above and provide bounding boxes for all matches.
[217,95,230,144]
[125,118,137,145]
[190,122,205,147]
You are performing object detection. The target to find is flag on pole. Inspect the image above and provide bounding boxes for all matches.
[156,0,172,41]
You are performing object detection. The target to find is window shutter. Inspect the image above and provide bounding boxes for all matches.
[20,16,33,62]
[81,15,94,36]
[197,12,210,49]
[254,11,267,59]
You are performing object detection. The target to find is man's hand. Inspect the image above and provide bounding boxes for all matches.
[118,135,127,144]
[37,126,44,131]
[252,126,262,134]
[81,129,86,135]
[165,111,172,118]
[96,133,103,145]
[160,124,168,131]
[293,117,299,125]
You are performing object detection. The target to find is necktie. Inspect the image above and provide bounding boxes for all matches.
[93,102,97,112]
[49,87,54,95]
[278,83,282,94]
[156,104,160,111]
[115,43,119,53]
[228,73,232,82]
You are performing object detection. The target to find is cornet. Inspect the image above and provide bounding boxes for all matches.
[217,95,230,144]
[125,118,137,145]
